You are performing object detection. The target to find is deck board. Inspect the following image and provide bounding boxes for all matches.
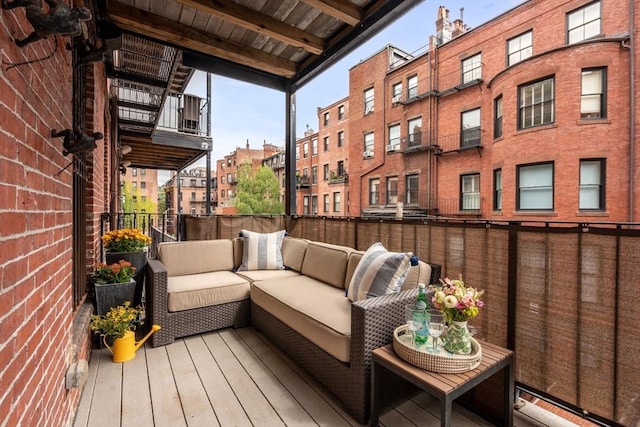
[74,327,543,427]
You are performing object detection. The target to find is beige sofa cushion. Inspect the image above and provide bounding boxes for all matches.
[158,239,234,277]
[300,242,353,289]
[251,276,352,362]
[167,271,250,312]
[234,269,301,282]
[281,237,309,271]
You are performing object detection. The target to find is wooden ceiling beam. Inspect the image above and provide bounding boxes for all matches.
[175,0,324,55]
[108,1,298,78]
[299,0,361,26]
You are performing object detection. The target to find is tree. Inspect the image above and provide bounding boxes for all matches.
[234,164,284,215]
[121,181,157,214]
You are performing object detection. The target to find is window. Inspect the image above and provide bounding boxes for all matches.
[201,180,206,187]
[406,175,419,205]
[221,190,226,198]
[388,124,400,151]
[461,174,480,210]
[567,1,600,44]
[132,182,137,189]
[140,181,146,189]
[303,196,309,215]
[337,131,344,147]
[141,196,147,203]
[324,112,329,126]
[407,75,418,98]
[517,162,554,210]
[191,192,196,201]
[369,178,380,205]
[303,142,309,158]
[461,108,481,148]
[333,192,341,212]
[392,82,402,103]
[364,87,374,114]
[221,175,225,184]
[493,169,502,211]
[363,133,374,157]
[507,31,532,66]
[296,146,300,160]
[462,53,482,83]
[323,194,329,213]
[494,96,503,139]
[386,177,398,205]
[408,117,422,147]
[519,77,554,129]
[323,164,329,181]
[337,160,345,176]
[323,136,329,151]
[140,169,146,175]
[132,168,137,177]
[303,167,308,177]
[581,68,606,119]
[227,173,232,183]
[580,159,605,210]
[312,166,317,184]
[191,179,197,186]
[312,138,318,156]
[311,195,318,215]
[338,105,345,120]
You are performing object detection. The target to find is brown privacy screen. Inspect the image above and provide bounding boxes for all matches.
[173,215,639,425]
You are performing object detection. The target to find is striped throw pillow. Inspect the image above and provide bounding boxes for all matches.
[347,242,412,301]
[238,230,286,271]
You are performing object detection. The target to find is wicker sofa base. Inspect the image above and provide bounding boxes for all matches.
[251,303,370,424]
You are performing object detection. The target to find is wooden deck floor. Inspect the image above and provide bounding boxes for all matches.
[73,327,549,427]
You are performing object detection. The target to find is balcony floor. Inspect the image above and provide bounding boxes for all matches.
[73,327,565,427]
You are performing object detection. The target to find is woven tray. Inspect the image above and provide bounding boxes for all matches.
[392,324,482,373]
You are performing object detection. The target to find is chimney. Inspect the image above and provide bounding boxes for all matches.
[434,6,451,46]
[451,8,467,38]
[246,139,249,149]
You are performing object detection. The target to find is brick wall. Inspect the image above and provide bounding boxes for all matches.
[1,5,109,426]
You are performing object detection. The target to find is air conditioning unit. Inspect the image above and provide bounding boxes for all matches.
[363,150,374,157]
[365,106,374,114]
[392,95,402,104]
[386,144,398,152]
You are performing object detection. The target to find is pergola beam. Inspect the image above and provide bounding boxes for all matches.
[299,0,361,26]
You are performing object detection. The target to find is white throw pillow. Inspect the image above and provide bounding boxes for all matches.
[347,242,412,302]
[237,230,286,271]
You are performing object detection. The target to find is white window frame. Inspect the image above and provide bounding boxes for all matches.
[364,87,374,114]
[461,108,481,148]
[519,77,555,129]
[579,159,605,210]
[369,178,380,205]
[581,68,606,119]
[517,162,554,210]
[507,30,533,66]
[461,174,480,211]
[406,175,419,205]
[407,75,418,98]
[462,53,482,84]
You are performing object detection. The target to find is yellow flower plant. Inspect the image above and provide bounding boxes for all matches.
[90,301,141,338]
[101,228,151,253]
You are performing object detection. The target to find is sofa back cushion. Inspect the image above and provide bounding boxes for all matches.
[300,242,353,289]
[281,237,309,272]
[158,239,234,277]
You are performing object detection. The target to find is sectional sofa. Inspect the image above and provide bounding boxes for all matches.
[145,232,440,423]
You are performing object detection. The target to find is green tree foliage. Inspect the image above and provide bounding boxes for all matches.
[234,164,284,215]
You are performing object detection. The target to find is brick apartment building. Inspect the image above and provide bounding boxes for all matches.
[344,0,638,222]
[163,167,217,216]
[120,167,159,212]
[216,141,280,214]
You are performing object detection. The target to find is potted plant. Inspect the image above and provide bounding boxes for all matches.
[92,260,137,316]
[102,228,152,306]
[90,302,160,362]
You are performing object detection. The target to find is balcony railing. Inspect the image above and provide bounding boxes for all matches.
[156,93,209,137]
[328,170,348,184]
[384,131,438,153]
[296,175,310,188]
[435,131,483,154]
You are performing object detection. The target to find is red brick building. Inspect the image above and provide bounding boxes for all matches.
[345,0,637,222]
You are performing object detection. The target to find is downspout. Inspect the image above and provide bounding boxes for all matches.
[628,0,636,222]
[206,72,212,215]
[431,43,440,213]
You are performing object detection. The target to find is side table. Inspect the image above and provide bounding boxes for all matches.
[370,341,514,427]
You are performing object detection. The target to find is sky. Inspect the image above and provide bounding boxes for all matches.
[160,0,526,184]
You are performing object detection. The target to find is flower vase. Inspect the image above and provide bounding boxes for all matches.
[106,251,147,306]
[443,320,472,355]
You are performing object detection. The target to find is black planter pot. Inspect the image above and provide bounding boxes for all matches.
[94,279,137,316]
[105,251,147,306]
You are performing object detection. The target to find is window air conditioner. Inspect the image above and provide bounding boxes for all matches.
[363,150,374,157]
[392,95,402,104]
[365,106,374,114]
[386,144,398,152]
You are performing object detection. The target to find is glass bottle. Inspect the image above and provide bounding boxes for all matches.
[413,283,429,345]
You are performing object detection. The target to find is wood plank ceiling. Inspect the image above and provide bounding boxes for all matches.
[101,0,423,171]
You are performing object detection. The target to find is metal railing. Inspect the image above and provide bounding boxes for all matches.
[156,93,209,136]
[435,132,483,154]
